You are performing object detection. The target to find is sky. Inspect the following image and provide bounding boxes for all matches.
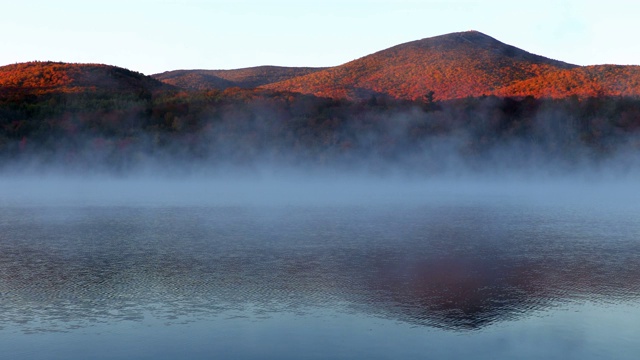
[1,0,639,75]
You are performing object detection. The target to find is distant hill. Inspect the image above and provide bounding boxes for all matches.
[494,65,640,98]
[262,31,578,100]
[3,32,640,101]
[0,61,167,95]
[151,71,236,91]
[152,66,327,90]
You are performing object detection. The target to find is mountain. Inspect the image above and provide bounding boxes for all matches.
[0,61,167,95]
[151,71,236,91]
[152,66,326,91]
[4,32,640,101]
[261,31,578,100]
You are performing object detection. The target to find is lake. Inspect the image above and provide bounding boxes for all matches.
[1,178,639,359]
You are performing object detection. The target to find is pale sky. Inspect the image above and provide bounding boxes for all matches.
[2,0,639,74]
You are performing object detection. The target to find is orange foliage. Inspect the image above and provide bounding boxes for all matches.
[0,61,165,95]
[153,66,326,91]
[494,65,640,99]
[262,31,576,101]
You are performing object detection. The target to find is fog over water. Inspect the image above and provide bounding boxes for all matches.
[1,168,639,209]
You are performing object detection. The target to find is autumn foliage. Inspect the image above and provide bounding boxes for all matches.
[2,31,640,173]
[149,31,640,102]
[262,31,577,101]
[7,32,637,104]
[153,66,326,91]
[0,61,166,95]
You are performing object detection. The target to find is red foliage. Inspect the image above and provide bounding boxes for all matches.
[0,61,165,95]
[263,31,576,101]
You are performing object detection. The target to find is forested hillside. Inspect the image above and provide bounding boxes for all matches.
[2,32,640,174]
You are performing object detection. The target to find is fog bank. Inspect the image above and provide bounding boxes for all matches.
[1,171,638,210]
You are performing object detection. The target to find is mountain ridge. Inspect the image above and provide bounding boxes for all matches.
[494,65,640,98]
[3,32,640,100]
[152,66,327,91]
[262,31,579,100]
[0,61,168,95]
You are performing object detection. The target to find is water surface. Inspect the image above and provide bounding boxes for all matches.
[1,182,639,359]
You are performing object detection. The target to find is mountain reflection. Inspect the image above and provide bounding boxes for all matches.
[1,205,639,333]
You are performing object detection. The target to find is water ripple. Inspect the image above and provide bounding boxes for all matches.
[1,204,639,333]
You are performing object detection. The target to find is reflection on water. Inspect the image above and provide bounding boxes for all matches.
[1,201,640,358]
[1,204,639,331]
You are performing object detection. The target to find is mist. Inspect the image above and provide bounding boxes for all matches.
[1,171,638,213]
[1,91,640,209]
[3,95,640,360]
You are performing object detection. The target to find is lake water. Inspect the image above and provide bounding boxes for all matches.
[1,179,640,359]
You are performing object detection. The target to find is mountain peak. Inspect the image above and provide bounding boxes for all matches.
[408,31,526,54]
[264,31,576,100]
[444,30,493,38]
[455,30,499,43]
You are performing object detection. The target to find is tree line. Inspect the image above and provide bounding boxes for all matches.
[1,86,639,174]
